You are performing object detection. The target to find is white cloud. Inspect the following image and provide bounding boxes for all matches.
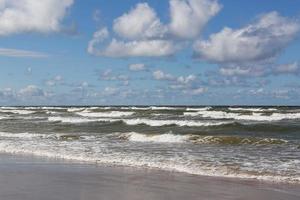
[88,1,219,58]
[0,0,74,36]
[104,39,176,57]
[113,3,166,40]
[87,27,109,55]
[46,75,63,86]
[169,0,221,39]
[194,12,300,64]
[0,88,15,100]
[88,26,176,57]
[99,69,129,87]
[176,75,197,84]
[103,87,118,96]
[274,62,299,74]
[18,85,45,97]
[153,70,174,80]
[219,67,251,76]
[129,63,146,71]
[0,48,48,58]
[185,87,207,95]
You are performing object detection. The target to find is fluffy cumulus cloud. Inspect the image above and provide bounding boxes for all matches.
[0,0,74,35]
[169,0,221,39]
[99,39,177,57]
[87,27,109,55]
[88,0,219,57]
[194,12,300,64]
[113,3,167,40]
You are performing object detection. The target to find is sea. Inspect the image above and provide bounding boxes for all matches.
[0,106,299,183]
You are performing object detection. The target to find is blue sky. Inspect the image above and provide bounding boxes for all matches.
[0,0,300,105]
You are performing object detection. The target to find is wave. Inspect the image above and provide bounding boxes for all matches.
[48,116,117,123]
[47,116,231,127]
[119,132,189,143]
[186,107,212,111]
[184,110,300,121]
[228,107,277,112]
[0,109,36,115]
[67,108,85,112]
[76,111,134,118]
[118,132,288,145]
[150,106,180,110]
[0,132,95,141]
[122,118,231,127]
[0,132,297,184]
[0,132,300,183]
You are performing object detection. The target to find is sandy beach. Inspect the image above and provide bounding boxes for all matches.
[0,154,299,200]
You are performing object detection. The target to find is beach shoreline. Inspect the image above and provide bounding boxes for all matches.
[0,153,299,200]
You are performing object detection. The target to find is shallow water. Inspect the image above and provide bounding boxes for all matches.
[0,106,299,183]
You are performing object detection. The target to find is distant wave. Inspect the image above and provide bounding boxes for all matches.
[149,106,180,110]
[0,131,97,140]
[186,107,212,111]
[76,111,134,118]
[67,108,85,112]
[48,116,117,123]
[0,109,36,115]
[47,116,231,127]
[184,110,300,121]
[228,107,277,112]
[122,118,231,127]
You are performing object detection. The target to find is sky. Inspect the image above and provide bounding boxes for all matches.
[0,0,300,106]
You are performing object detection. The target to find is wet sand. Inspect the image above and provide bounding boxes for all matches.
[0,154,299,200]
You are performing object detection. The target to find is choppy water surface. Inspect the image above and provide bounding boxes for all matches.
[0,106,299,183]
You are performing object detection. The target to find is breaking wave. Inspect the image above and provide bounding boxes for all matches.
[118,132,288,145]
[184,110,300,121]
[76,111,134,118]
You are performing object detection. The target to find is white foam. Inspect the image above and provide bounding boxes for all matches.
[0,131,298,184]
[0,132,46,139]
[122,118,230,127]
[67,108,85,112]
[0,109,35,115]
[48,116,117,123]
[184,110,300,121]
[0,132,96,141]
[186,107,212,111]
[76,111,134,118]
[0,138,298,184]
[228,107,277,112]
[120,132,189,143]
[150,106,179,110]
[47,116,229,127]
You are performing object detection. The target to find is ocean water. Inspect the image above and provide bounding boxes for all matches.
[0,106,299,183]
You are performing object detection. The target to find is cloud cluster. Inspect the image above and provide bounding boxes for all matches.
[0,85,50,104]
[152,70,206,95]
[169,0,221,39]
[113,3,167,40]
[88,0,221,57]
[194,12,299,64]
[0,0,74,36]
